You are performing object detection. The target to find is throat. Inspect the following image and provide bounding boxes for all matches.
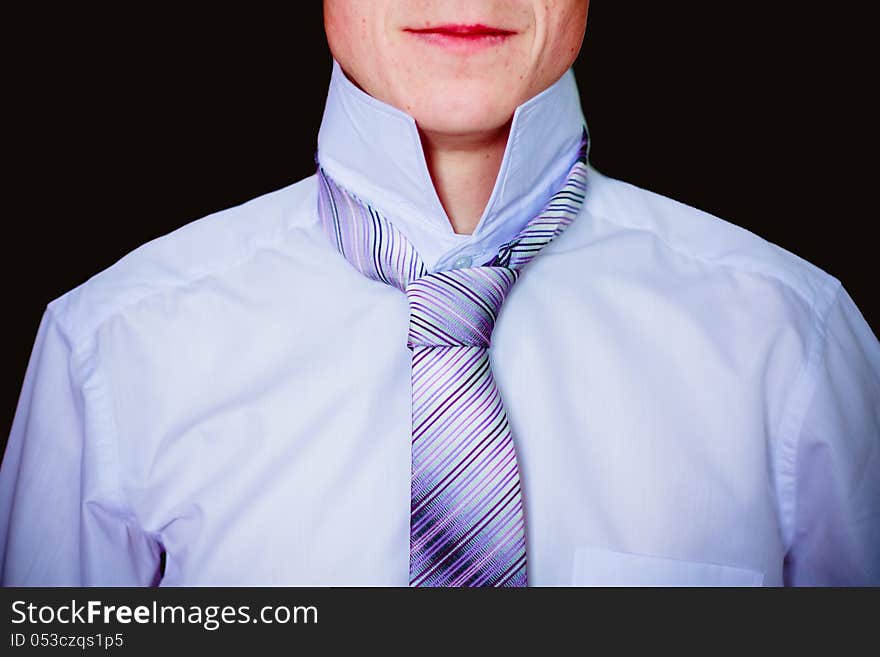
[418,124,511,235]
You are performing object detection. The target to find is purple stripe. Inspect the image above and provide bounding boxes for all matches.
[411,478,522,583]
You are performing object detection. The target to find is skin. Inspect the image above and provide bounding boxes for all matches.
[324,0,589,235]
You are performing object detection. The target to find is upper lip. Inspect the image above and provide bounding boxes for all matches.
[404,24,517,36]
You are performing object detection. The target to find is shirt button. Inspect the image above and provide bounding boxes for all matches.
[453,255,473,269]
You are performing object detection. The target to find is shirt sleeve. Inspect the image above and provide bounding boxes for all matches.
[782,284,880,586]
[0,305,162,585]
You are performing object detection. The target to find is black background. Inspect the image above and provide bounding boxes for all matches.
[5,3,875,436]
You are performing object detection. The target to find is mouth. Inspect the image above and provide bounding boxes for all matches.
[403,24,518,52]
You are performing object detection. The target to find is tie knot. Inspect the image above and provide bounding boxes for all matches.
[406,267,518,349]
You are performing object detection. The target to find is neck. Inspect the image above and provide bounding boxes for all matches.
[419,123,511,236]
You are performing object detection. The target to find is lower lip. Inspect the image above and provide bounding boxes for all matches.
[404,27,516,53]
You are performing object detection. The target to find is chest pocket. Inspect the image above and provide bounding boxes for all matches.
[571,546,764,586]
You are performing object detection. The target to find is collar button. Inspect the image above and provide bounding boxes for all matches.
[452,255,473,269]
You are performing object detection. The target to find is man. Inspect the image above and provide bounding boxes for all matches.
[1,1,878,586]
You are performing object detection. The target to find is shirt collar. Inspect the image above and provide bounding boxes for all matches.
[317,59,587,272]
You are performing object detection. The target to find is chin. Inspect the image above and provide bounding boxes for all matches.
[407,86,520,136]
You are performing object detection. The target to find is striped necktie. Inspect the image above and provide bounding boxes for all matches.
[317,131,588,586]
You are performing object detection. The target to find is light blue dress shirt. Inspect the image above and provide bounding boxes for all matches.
[2,60,878,586]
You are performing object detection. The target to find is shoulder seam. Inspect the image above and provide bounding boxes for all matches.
[774,276,843,553]
[52,185,319,351]
[586,203,837,310]
[55,301,167,560]
[583,174,839,309]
